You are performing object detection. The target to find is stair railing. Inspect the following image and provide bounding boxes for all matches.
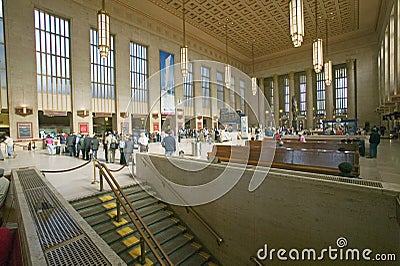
[141,155,223,245]
[93,158,173,266]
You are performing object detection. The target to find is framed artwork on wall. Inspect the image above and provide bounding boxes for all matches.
[79,122,89,134]
[17,122,33,139]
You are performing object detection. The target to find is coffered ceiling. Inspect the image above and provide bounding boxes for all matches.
[143,0,381,59]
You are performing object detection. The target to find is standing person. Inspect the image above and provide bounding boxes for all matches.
[123,136,134,165]
[65,133,76,156]
[138,132,149,152]
[103,132,109,162]
[369,128,381,158]
[90,135,100,159]
[45,135,55,155]
[161,132,176,156]
[119,136,126,165]
[79,135,86,159]
[105,132,117,163]
[84,135,92,160]
[75,133,81,157]
[298,133,306,143]
[3,136,14,158]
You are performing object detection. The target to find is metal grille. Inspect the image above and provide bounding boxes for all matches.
[46,236,108,266]
[24,187,83,249]
[18,169,47,190]
[15,168,109,265]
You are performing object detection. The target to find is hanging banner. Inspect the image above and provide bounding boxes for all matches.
[160,50,175,115]
[240,115,249,139]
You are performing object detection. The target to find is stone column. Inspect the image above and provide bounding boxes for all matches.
[273,75,280,128]
[306,68,314,129]
[346,59,356,118]
[325,78,334,120]
[258,78,265,127]
[288,72,295,129]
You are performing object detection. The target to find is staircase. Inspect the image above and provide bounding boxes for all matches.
[69,184,219,266]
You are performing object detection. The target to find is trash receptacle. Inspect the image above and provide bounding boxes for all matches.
[192,142,201,156]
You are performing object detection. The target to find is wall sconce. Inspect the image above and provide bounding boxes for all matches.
[15,106,33,116]
[120,112,129,118]
[77,109,90,118]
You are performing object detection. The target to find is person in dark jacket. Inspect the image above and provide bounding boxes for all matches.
[161,132,176,156]
[123,136,134,165]
[84,136,92,160]
[65,133,76,156]
[90,135,100,159]
[369,128,381,158]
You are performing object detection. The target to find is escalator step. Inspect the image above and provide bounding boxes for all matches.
[117,226,134,237]
[122,236,140,248]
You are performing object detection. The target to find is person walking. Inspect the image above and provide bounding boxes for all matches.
[105,132,117,163]
[369,128,381,158]
[161,131,176,156]
[65,133,76,156]
[4,136,15,158]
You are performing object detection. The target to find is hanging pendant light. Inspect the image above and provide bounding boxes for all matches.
[97,0,110,58]
[180,0,188,77]
[324,19,332,86]
[289,0,304,48]
[312,0,323,73]
[224,22,231,89]
[251,42,257,95]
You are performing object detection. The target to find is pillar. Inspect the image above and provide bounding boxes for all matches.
[273,75,280,128]
[346,59,356,119]
[306,68,314,130]
[288,72,295,129]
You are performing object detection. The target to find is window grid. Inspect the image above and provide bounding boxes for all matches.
[283,76,289,114]
[35,9,70,95]
[201,66,210,108]
[299,73,306,115]
[239,80,245,112]
[316,72,326,116]
[0,0,7,99]
[217,71,224,108]
[334,65,347,115]
[90,29,115,99]
[130,42,148,102]
[184,62,193,106]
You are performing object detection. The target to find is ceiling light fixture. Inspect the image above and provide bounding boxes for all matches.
[289,0,304,47]
[312,0,323,73]
[251,42,257,96]
[225,21,231,89]
[324,18,332,86]
[97,0,110,58]
[180,0,188,77]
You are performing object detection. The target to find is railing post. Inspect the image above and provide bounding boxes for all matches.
[99,170,103,192]
[116,199,121,222]
[140,237,146,265]
[91,158,99,184]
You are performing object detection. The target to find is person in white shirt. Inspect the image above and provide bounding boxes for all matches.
[138,132,149,152]
[3,136,15,158]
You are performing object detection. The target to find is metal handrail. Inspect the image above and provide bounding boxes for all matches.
[249,256,263,265]
[141,155,223,245]
[93,159,173,266]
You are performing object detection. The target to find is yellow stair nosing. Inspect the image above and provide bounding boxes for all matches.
[177,225,186,231]
[103,202,117,210]
[184,233,193,240]
[159,203,167,208]
[99,195,114,202]
[129,247,142,259]
[135,258,154,266]
[208,262,218,266]
[123,236,140,247]
[107,210,117,218]
[191,242,202,249]
[164,210,173,216]
[117,226,134,237]
[113,218,128,227]
[199,251,211,260]
[170,217,180,223]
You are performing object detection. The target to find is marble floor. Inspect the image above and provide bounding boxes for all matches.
[0,137,399,202]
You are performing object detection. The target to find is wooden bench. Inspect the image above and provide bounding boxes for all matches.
[245,139,359,152]
[208,143,360,176]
